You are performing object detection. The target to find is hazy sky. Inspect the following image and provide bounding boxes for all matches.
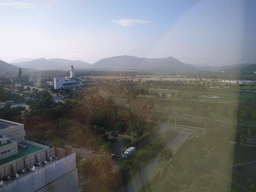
[0,0,255,66]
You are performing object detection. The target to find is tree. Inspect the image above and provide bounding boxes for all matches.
[27,90,56,113]
[78,154,112,179]
[0,104,25,121]
[26,132,47,143]
[158,148,173,161]
[51,137,65,148]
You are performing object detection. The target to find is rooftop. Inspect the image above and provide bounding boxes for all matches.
[0,140,12,147]
[0,120,19,130]
[0,142,44,165]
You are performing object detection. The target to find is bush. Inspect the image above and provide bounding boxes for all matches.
[158,148,173,161]
[123,138,132,148]
[107,138,117,150]
[78,154,112,179]
[147,140,163,151]
[133,149,155,162]
[131,133,151,147]
[111,131,118,137]
[26,132,47,143]
[51,137,65,148]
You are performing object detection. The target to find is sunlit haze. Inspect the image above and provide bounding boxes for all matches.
[0,0,255,66]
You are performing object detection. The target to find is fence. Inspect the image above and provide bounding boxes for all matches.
[0,147,70,178]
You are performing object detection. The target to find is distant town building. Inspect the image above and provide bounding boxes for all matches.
[218,79,256,85]
[18,68,22,78]
[10,68,29,84]
[54,65,95,90]
[0,119,78,192]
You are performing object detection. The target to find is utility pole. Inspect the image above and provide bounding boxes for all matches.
[175,116,177,131]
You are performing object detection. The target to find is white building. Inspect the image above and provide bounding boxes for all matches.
[0,119,78,192]
[219,79,256,85]
[54,65,94,90]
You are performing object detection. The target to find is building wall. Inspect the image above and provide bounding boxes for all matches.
[36,169,78,192]
[0,147,52,176]
[0,153,78,192]
[54,78,66,90]
[0,141,18,160]
[0,120,25,142]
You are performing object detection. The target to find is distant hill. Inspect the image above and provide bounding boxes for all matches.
[0,60,34,76]
[222,63,256,75]
[11,58,34,64]
[0,60,20,75]
[13,58,91,71]
[8,55,256,75]
[91,56,198,72]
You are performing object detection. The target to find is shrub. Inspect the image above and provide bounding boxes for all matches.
[51,137,65,148]
[131,133,151,147]
[158,148,173,161]
[78,154,112,179]
[123,138,132,147]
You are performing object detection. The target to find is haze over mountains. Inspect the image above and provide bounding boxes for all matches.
[0,56,255,76]
[0,60,35,76]
[10,56,199,72]
[12,58,91,71]
[11,58,34,64]
[92,56,198,72]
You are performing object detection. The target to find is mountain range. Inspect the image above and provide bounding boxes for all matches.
[0,60,35,76]
[92,56,198,72]
[221,63,256,75]
[0,56,255,75]
[12,58,91,71]
[10,56,200,72]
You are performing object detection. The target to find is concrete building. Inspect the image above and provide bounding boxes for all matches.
[10,68,29,84]
[0,119,78,192]
[54,65,95,90]
[10,76,29,84]
[0,120,25,142]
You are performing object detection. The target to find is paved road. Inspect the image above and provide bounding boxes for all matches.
[121,158,158,192]
[120,128,190,192]
[167,132,189,151]
[158,123,205,136]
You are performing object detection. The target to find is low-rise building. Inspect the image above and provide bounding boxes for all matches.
[0,119,78,192]
[218,79,256,85]
[10,76,29,84]
[54,65,95,90]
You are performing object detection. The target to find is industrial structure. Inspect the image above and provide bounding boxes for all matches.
[0,119,78,192]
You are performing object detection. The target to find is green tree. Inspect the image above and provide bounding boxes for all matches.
[51,137,65,148]
[158,148,173,161]
[0,104,25,121]
[78,154,112,179]
[27,90,56,113]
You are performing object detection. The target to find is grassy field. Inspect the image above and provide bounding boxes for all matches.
[92,76,255,128]
[89,76,256,191]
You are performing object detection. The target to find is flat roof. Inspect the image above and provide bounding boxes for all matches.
[0,120,18,130]
[0,140,12,147]
[0,142,44,165]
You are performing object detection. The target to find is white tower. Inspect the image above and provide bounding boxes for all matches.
[69,65,74,78]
